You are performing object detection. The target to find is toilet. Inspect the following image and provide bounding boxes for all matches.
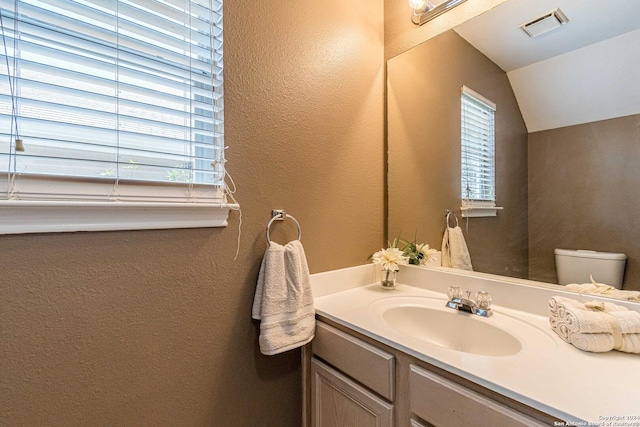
[554,248,627,289]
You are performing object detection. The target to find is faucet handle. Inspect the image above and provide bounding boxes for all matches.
[475,290,492,310]
[447,285,462,300]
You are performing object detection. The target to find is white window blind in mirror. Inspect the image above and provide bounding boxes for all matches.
[460,86,500,218]
[0,0,235,233]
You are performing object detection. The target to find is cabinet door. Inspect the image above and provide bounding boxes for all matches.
[311,358,394,427]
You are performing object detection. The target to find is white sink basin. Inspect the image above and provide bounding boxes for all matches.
[369,297,556,357]
[382,305,521,356]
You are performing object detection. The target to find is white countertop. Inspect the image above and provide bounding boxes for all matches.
[311,265,640,425]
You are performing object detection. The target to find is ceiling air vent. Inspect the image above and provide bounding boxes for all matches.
[520,8,569,38]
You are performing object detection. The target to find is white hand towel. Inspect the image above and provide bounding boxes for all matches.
[548,296,640,353]
[441,226,473,271]
[252,240,315,355]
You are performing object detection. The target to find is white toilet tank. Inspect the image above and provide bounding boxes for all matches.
[554,248,627,289]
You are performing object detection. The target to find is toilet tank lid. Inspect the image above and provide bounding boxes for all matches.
[554,248,627,260]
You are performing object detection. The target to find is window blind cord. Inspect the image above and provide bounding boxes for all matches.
[1,9,20,200]
[223,167,242,261]
[187,2,194,203]
[111,1,122,202]
[187,176,194,201]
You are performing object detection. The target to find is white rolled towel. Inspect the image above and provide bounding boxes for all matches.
[569,331,640,353]
[548,296,640,353]
[549,296,640,334]
[565,276,640,302]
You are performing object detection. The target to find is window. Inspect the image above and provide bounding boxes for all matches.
[460,86,500,217]
[0,0,235,234]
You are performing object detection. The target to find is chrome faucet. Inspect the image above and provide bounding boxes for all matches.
[445,288,493,317]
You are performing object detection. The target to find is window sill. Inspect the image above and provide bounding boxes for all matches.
[0,201,239,234]
[460,205,504,218]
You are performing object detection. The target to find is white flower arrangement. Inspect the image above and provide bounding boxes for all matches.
[369,235,437,270]
[371,247,409,272]
[405,242,438,266]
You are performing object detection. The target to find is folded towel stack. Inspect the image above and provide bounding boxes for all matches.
[252,240,315,355]
[549,296,640,353]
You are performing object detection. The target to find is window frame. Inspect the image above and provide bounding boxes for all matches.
[0,0,236,234]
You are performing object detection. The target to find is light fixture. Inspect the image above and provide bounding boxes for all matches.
[410,0,468,26]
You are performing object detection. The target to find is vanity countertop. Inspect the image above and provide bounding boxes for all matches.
[311,265,640,425]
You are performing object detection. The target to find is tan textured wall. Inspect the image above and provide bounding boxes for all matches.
[0,0,385,425]
[384,0,508,60]
[528,115,640,291]
[387,30,529,278]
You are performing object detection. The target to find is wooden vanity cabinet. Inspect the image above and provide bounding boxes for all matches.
[306,318,558,427]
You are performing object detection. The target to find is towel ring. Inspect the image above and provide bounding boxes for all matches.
[445,210,459,228]
[266,211,302,243]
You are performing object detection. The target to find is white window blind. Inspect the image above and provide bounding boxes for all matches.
[0,0,235,233]
[461,86,496,203]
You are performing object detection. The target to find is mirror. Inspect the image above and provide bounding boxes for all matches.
[387,0,640,295]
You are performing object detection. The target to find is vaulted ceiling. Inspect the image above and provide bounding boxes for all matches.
[454,0,640,132]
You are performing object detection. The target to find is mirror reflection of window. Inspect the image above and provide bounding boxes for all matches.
[461,86,496,208]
